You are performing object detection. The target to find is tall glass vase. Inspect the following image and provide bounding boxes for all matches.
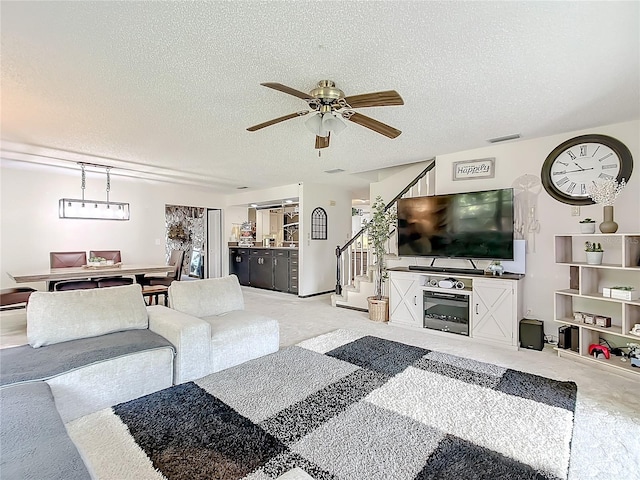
[599,205,618,233]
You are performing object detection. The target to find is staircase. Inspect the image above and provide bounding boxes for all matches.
[331,160,435,310]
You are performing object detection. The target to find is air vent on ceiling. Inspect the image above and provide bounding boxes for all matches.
[324,168,345,174]
[236,186,249,189]
[487,134,521,144]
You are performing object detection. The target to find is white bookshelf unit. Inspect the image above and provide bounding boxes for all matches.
[553,233,640,378]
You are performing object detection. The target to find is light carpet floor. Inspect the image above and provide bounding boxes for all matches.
[68,331,577,479]
[1,286,639,479]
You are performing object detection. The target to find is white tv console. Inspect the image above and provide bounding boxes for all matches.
[388,268,524,349]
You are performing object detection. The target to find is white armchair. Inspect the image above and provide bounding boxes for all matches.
[168,275,280,373]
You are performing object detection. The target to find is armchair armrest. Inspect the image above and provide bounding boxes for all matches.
[147,305,211,383]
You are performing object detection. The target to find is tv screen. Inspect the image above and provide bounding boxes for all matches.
[397,188,514,260]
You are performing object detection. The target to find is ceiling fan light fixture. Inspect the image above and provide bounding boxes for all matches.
[247,80,404,148]
[322,113,346,135]
[305,113,328,137]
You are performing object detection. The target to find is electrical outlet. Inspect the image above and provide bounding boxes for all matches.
[571,206,580,216]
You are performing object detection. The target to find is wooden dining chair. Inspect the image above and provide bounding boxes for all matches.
[97,278,134,288]
[0,287,37,311]
[49,251,88,291]
[50,251,87,268]
[54,280,99,291]
[141,250,185,287]
[89,250,127,283]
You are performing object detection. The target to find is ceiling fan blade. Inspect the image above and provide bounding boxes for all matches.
[261,82,313,101]
[342,111,401,138]
[343,90,404,108]
[247,111,309,131]
[315,134,330,149]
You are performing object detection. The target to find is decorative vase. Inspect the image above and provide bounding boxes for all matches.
[580,223,596,234]
[585,251,603,265]
[599,206,618,233]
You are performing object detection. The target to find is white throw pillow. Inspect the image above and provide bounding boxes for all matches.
[27,284,148,348]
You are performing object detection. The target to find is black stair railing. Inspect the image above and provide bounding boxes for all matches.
[334,161,436,295]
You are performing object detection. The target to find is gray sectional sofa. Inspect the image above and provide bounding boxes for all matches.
[0,278,280,479]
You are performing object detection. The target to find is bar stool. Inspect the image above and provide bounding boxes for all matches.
[142,285,169,306]
[0,287,37,311]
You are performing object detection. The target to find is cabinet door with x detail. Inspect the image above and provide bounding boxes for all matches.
[472,279,515,346]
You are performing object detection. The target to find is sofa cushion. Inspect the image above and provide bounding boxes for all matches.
[169,275,244,318]
[202,310,280,372]
[1,330,174,386]
[27,284,148,347]
[0,382,91,479]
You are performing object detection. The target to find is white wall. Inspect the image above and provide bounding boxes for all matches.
[0,161,226,290]
[374,120,639,336]
[225,184,300,207]
[370,159,436,205]
[299,183,352,296]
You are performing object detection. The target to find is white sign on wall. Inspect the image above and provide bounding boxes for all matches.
[452,157,495,181]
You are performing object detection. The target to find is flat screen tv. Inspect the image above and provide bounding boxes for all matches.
[397,188,514,260]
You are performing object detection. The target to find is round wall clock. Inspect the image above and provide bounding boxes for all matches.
[541,134,633,205]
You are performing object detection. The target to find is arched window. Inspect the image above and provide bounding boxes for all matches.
[311,207,328,240]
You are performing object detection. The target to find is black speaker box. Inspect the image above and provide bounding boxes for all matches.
[520,319,544,351]
[558,325,572,350]
[570,326,580,352]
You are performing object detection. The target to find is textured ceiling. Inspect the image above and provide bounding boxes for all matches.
[1,1,638,197]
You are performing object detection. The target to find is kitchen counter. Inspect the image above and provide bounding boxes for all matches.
[228,244,298,250]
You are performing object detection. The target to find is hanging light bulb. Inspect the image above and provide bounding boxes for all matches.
[322,113,346,134]
[305,113,327,137]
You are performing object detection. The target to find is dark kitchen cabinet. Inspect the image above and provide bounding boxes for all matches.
[273,250,290,292]
[289,250,299,294]
[230,247,298,293]
[229,248,250,286]
[249,249,273,289]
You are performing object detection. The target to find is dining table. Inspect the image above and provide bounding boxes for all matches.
[7,264,175,284]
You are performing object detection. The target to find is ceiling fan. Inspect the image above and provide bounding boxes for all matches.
[247,80,404,149]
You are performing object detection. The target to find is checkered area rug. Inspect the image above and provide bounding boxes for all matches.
[67,329,577,480]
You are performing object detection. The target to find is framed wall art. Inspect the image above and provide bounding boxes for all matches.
[452,157,495,181]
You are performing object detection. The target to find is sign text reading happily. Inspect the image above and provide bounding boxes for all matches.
[452,158,495,181]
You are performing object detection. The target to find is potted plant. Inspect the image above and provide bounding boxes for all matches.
[585,241,604,265]
[363,195,397,322]
[579,218,596,234]
[87,256,106,266]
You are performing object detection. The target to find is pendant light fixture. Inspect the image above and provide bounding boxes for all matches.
[59,163,130,220]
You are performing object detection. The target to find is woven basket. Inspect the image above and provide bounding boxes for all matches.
[367,296,389,322]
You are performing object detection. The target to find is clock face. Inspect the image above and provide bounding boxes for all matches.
[549,143,620,198]
[541,134,634,205]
